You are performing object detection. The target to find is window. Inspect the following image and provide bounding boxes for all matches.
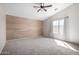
[52,19,64,36]
[53,20,59,33]
[59,19,64,35]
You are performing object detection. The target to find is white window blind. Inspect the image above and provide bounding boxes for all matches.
[59,19,64,35]
[53,20,59,33]
[52,19,64,37]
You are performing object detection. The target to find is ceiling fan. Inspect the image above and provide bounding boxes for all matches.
[33,3,52,12]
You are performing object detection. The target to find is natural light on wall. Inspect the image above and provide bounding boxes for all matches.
[54,39,78,52]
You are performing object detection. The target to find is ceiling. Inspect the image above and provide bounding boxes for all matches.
[1,3,73,20]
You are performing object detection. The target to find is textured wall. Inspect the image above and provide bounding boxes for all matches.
[6,15,43,40]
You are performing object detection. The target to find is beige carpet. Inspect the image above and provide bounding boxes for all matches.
[1,37,79,55]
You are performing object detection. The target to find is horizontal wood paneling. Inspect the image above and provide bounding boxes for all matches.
[6,15,43,40]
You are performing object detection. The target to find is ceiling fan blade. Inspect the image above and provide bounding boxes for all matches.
[33,6,40,8]
[44,5,52,8]
[37,8,41,12]
[43,8,47,12]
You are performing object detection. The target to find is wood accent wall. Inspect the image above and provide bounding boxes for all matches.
[6,15,43,40]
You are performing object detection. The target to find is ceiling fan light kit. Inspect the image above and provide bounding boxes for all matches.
[33,3,53,12]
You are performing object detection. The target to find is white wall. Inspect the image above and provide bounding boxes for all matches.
[0,5,6,54]
[43,3,79,44]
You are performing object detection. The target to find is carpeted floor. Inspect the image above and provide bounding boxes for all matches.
[1,37,79,55]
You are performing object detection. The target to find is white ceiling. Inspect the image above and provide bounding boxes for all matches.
[1,3,73,20]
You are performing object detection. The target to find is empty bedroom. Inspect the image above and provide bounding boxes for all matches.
[0,3,79,55]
